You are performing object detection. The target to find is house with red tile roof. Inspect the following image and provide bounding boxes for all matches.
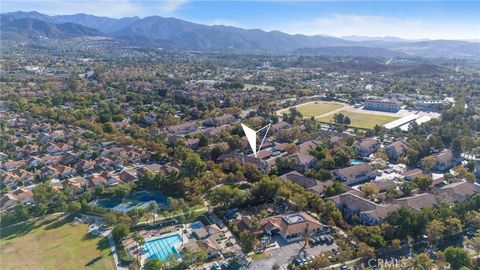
[233,211,326,243]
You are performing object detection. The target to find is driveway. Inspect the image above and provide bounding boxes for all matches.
[249,235,339,269]
[305,242,338,257]
[249,237,304,269]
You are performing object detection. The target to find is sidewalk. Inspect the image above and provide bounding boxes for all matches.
[107,232,129,270]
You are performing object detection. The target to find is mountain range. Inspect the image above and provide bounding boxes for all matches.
[2,11,479,59]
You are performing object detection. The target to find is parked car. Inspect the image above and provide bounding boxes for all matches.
[319,235,326,244]
[212,262,221,270]
[325,235,334,245]
[466,229,476,237]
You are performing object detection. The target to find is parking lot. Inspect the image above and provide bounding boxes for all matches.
[249,233,338,269]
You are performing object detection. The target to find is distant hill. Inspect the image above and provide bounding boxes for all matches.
[392,40,480,59]
[0,15,104,40]
[340,35,420,42]
[52,13,140,33]
[2,11,480,59]
[109,16,353,51]
[293,46,407,57]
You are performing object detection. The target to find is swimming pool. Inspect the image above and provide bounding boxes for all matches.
[144,234,182,260]
[350,159,366,165]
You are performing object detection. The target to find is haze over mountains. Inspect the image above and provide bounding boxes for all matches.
[2,11,479,59]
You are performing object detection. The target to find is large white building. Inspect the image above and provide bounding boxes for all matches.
[364,99,402,112]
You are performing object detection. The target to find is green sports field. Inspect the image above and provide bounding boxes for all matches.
[277,101,347,117]
[0,215,115,270]
[317,111,400,129]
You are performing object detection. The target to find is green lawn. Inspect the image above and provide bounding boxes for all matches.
[317,111,400,129]
[277,101,347,117]
[0,215,115,270]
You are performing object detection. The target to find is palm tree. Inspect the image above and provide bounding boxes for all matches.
[148,201,158,226]
[133,232,145,262]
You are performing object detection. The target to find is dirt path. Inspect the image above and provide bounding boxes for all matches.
[313,105,352,120]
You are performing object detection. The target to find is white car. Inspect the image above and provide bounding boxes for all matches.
[212,262,221,270]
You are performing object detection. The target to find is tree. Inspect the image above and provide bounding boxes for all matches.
[14,204,29,222]
[67,74,79,91]
[332,145,352,168]
[312,254,330,268]
[68,201,82,213]
[290,193,308,210]
[413,175,432,191]
[375,148,388,161]
[181,153,206,178]
[350,225,386,248]
[143,258,164,270]
[385,188,401,199]
[422,156,436,170]
[104,212,118,227]
[102,122,115,133]
[400,181,417,196]
[357,242,375,258]
[465,210,480,230]
[425,220,445,243]
[453,166,476,183]
[392,239,401,249]
[250,177,280,203]
[32,182,55,205]
[133,232,146,261]
[411,253,433,270]
[147,202,158,225]
[208,185,247,208]
[275,157,296,174]
[467,230,480,252]
[319,157,336,170]
[112,223,129,241]
[452,138,463,157]
[444,246,470,270]
[182,245,208,265]
[309,146,326,160]
[198,134,209,147]
[284,144,298,155]
[239,231,257,253]
[243,163,263,182]
[324,181,345,197]
[113,184,132,198]
[361,183,379,200]
[445,217,463,236]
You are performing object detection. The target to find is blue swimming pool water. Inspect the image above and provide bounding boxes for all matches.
[144,234,182,260]
[350,159,365,165]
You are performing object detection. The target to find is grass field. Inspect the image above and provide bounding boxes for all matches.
[0,215,115,270]
[277,101,347,117]
[317,111,400,129]
[244,84,275,91]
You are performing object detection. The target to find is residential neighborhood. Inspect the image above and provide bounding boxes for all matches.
[1,5,480,270]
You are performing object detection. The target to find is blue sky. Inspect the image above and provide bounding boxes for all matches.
[2,1,479,39]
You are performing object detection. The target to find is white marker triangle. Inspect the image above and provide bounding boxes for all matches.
[241,123,257,157]
[241,123,271,158]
